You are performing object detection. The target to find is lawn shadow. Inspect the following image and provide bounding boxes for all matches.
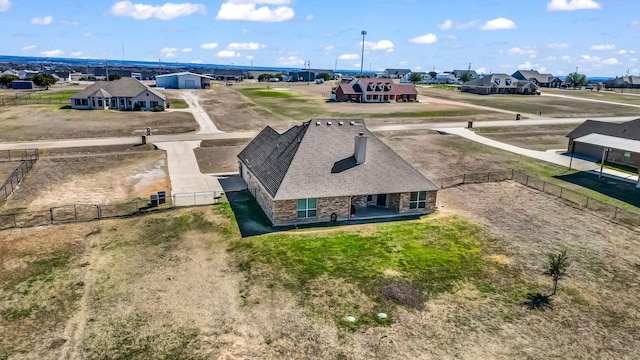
[554,171,640,208]
[225,190,423,238]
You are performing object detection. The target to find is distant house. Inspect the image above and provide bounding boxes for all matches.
[70,77,165,110]
[289,70,315,82]
[512,70,561,88]
[11,80,34,90]
[18,70,39,79]
[238,119,438,226]
[209,69,244,81]
[1,69,18,76]
[93,69,134,80]
[155,72,213,89]
[452,70,479,82]
[603,76,640,90]
[382,68,412,79]
[566,118,640,172]
[334,78,418,102]
[460,73,539,95]
[42,70,71,82]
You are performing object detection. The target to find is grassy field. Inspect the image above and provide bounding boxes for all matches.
[166,98,188,109]
[2,188,639,359]
[418,87,640,117]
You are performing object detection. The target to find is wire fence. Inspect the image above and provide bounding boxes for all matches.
[0,190,222,231]
[0,92,71,106]
[0,149,39,203]
[438,169,640,229]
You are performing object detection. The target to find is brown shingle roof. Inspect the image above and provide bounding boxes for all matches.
[567,118,640,141]
[239,120,438,200]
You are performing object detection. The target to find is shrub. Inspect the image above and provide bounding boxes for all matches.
[153,105,165,112]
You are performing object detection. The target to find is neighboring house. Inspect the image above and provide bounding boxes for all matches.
[452,70,479,82]
[603,76,640,90]
[334,78,418,102]
[1,69,18,76]
[209,69,244,81]
[289,70,315,82]
[18,70,39,79]
[566,118,640,172]
[93,69,134,79]
[70,77,165,110]
[512,70,562,88]
[460,73,539,95]
[155,72,213,89]
[238,119,438,226]
[382,68,412,79]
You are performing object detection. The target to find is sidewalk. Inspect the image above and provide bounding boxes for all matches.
[437,127,639,186]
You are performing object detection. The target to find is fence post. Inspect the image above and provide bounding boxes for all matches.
[13,214,17,228]
[614,207,618,219]
[441,178,444,188]
[74,205,78,221]
[49,208,54,224]
[542,181,546,192]
[560,187,563,198]
[463,173,466,184]
[526,175,529,186]
[487,172,490,182]
[586,197,589,208]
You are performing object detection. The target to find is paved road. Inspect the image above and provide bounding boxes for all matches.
[437,127,639,186]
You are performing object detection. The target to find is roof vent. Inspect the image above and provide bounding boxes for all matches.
[327,121,332,126]
[316,121,321,126]
[349,121,356,126]
[338,121,344,126]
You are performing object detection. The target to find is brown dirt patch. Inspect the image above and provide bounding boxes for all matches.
[380,282,424,308]
[1,148,169,211]
[194,138,251,173]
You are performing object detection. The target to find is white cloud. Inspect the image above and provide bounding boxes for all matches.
[476,67,487,74]
[517,61,535,70]
[631,20,640,27]
[444,34,457,40]
[160,47,178,58]
[0,0,11,12]
[200,42,219,49]
[227,42,262,50]
[216,1,294,22]
[547,0,601,11]
[305,14,314,21]
[507,47,537,57]
[40,49,64,57]
[276,56,304,66]
[580,54,601,62]
[618,49,635,55]
[182,48,192,52]
[547,43,570,50]
[363,40,394,52]
[409,33,438,45]
[480,17,516,30]
[414,66,422,70]
[70,51,83,57]
[602,57,619,65]
[190,60,203,63]
[245,55,254,60]
[324,45,334,51]
[589,44,615,51]
[217,50,239,58]
[437,19,477,30]
[338,53,359,60]
[109,1,206,20]
[399,60,407,66]
[31,16,53,25]
[21,45,36,51]
[560,55,572,61]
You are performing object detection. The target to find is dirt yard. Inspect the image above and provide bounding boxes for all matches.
[194,138,251,174]
[473,124,577,151]
[0,144,170,212]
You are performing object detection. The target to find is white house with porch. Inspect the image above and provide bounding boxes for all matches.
[70,77,165,111]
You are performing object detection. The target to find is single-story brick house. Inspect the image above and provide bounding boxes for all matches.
[460,73,539,95]
[238,119,438,226]
[512,70,562,88]
[333,78,418,103]
[567,118,640,172]
[70,77,165,110]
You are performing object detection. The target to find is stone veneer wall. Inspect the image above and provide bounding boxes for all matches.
[273,196,351,226]
[351,195,367,209]
[245,171,275,224]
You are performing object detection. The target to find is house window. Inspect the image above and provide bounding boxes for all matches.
[409,191,427,209]
[138,101,146,108]
[151,101,159,107]
[494,79,501,85]
[505,79,512,86]
[297,198,317,218]
[624,151,631,162]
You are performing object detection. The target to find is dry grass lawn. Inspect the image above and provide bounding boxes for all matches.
[194,138,251,174]
[1,184,639,359]
[0,105,198,141]
[472,124,578,151]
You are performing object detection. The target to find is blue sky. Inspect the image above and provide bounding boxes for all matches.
[0,0,638,76]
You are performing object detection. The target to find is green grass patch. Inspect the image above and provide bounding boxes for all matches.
[229,215,532,324]
[239,87,301,99]
[138,212,218,248]
[1,253,74,293]
[166,98,188,109]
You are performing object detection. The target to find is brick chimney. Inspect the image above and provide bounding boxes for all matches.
[354,132,367,164]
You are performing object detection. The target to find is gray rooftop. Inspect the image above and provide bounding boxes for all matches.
[239,120,438,200]
[574,133,640,154]
[72,77,165,100]
[567,118,640,141]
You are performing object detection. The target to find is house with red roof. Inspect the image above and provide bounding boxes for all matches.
[333,78,418,103]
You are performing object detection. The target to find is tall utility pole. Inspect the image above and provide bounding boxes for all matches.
[360,30,367,76]
[105,59,109,81]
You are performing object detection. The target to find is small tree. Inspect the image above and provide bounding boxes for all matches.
[316,72,331,81]
[428,71,438,80]
[458,71,473,83]
[408,72,423,84]
[274,73,284,81]
[31,73,58,90]
[543,249,570,296]
[565,72,588,89]
[0,74,19,88]
[257,73,272,82]
[108,73,122,81]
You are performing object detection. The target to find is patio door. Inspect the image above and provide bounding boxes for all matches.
[376,194,386,206]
